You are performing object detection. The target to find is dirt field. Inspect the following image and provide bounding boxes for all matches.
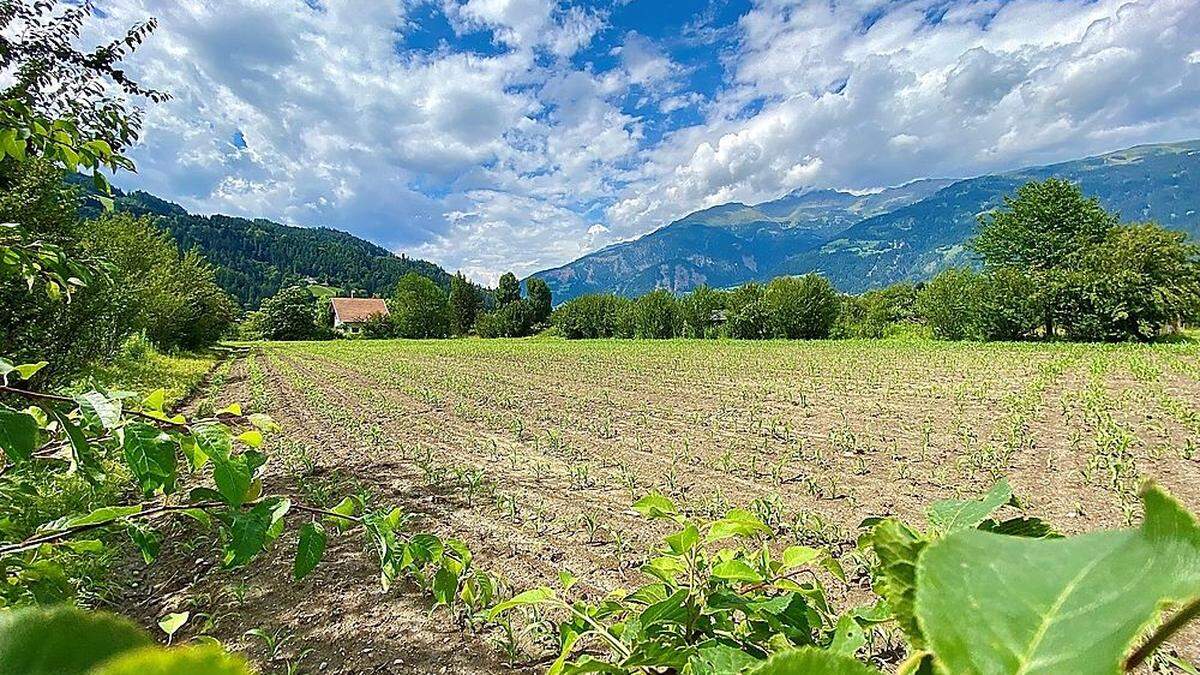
[119,338,1200,673]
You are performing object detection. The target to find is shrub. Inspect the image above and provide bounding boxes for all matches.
[763,274,840,339]
[526,277,553,325]
[552,294,626,338]
[917,268,986,340]
[475,300,537,338]
[390,272,450,338]
[724,283,769,339]
[631,289,680,339]
[679,286,725,338]
[258,286,321,340]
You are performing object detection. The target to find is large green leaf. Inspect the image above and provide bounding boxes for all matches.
[926,479,1013,535]
[863,518,926,647]
[747,648,882,674]
[917,485,1200,674]
[120,422,178,496]
[0,406,39,463]
[0,606,151,675]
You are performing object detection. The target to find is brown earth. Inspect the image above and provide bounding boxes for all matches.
[117,339,1200,673]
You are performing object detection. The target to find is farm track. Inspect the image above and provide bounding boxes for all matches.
[122,339,1200,672]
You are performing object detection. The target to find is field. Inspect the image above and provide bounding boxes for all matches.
[120,338,1200,673]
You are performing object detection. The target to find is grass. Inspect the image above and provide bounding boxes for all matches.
[73,334,218,406]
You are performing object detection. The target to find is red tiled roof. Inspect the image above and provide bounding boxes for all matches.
[331,297,389,324]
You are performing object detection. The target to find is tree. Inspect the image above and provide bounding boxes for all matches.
[972,179,1118,338]
[390,272,449,338]
[1069,223,1200,341]
[679,286,725,339]
[259,286,319,340]
[475,301,536,338]
[763,274,840,339]
[448,273,480,336]
[526,276,553,325]
[632,289,680,339]
[552,294,625,339]
[496,272,520,307]
[916,268,986,340]
[833,283,920,339]
[725,283,769,339]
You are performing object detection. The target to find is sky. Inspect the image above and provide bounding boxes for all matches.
[88,0,1200,285]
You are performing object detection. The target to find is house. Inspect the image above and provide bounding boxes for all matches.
[330,297,389,334]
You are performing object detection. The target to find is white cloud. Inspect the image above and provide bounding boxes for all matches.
[608,0,1200,235]
[85,0,1200,284]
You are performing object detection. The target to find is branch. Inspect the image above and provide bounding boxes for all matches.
[0,498,365,557]
[0,383,253,432]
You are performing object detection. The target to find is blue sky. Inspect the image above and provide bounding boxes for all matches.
[92,0,1200,283]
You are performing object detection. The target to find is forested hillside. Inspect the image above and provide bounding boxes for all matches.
[76,183,452,308]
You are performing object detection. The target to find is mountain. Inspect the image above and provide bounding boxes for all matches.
[79,186,453,308]
[531,140,1200,299]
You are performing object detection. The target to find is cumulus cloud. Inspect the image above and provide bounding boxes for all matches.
[88,0,1200,282]
[608,0,1200,236]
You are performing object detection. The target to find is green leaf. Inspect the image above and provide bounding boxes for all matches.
[632,492,678,519]
[862,518,926,647]
[48,408,103,482]
[325,496,357,531]
[781,545,821,569]
[294,521,327,580]
[121,422,178,496]
[711,559,763,583]
[664,523,700,554]
[143,388,166,413]
[91,645,252,675]
[235,429,263,448]
[638,589,690,628]
[157,612,189,639]
[432,565,459,607]
[76,390,121,430]
[707,509,771,542]
[926,479,1014,535]
[487,586,558,621]
[127,523,162,564]
[220,498,290,567]
[688,642,761,675]
[191,422,232,461]
[747,647,882,674]
[12,361,47,380]
[916,485,1200,675]
[830,614,866,657]
[66,504,142,528]
[211,455,253,507]
[0,606,151,675]
[0,407,39,463]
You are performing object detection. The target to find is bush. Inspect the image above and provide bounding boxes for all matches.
[1066,223,1200,341]
[526,277,553,325]
[476,300,537,338]
[679,286,725,338]
[552,294,627,339]
[977,268,1040,341]
[724,283,769,339]
[763,274,840,339]
[258,286,320,340]
[390,272,450,338]
[631,289,680,339]
[834,283,920,339]
[917,268,986,340]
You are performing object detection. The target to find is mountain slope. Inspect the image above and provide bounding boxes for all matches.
[783,140,1200,292]
[81,188,452,308]
[532,140,1200,299]
[533,178,952,300]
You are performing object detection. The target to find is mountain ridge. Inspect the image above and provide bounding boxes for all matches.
[530,139,1200,299]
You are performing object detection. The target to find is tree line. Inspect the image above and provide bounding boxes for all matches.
[244,271,554,340]
[249,178,1200,344]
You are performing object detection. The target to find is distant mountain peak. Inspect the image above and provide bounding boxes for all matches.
[530,139,1200,300]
